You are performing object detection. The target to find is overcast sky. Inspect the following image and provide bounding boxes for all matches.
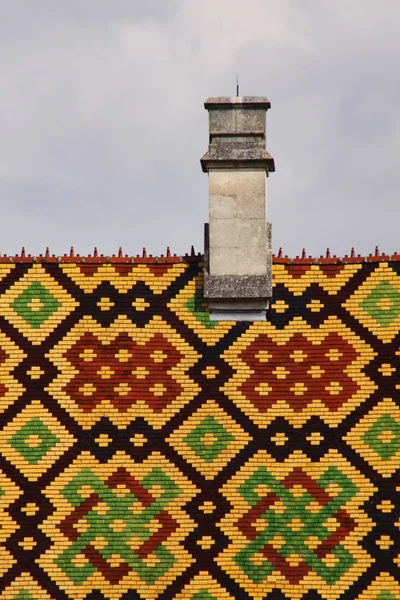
[0,1,399,258]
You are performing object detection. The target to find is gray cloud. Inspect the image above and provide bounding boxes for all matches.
[0,0,180,26]
[0,0,399,257]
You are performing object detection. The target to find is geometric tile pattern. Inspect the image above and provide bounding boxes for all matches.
[0,258,398,600]
[0,264,78,344]
[345,397,400,477]
[218,450,376,600]
[344,263,400,342]
[355,573,400,599]
[0,400,76,481]
[0,469,21,578]
[39,451,198,600]
[173,572,235,599]
[222,316,377,428]
[47,315,200,430]
[167,399,251,480]
[0,573,53,600]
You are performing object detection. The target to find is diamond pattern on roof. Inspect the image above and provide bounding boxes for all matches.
[0,258,397,600]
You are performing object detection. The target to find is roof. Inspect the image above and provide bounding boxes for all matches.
[0,248,398,599]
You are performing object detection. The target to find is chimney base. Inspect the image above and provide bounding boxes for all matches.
[203,222,272,321]
[204,273,271,300]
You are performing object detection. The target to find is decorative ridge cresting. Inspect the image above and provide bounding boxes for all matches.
[0,246,202,264]
[273,246,400,264]
[1,245,399,264]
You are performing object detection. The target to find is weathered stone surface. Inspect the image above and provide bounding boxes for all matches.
[208,170,268,277]
[204,96,271,108]
[208,107,266,136]
[204,272,272,300]
[201,96,274,173]
[210,219,266,249]
[209,247,267,277]
[201,148,275,172]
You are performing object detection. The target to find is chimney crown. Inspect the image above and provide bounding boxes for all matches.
[204,95,271,108]
[201,96,275,173]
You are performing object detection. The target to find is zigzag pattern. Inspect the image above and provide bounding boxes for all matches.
[0,258,398,600]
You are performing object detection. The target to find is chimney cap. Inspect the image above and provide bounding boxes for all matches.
[204,96,271,110]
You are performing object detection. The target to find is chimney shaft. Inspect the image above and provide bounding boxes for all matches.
[201,96,275,321]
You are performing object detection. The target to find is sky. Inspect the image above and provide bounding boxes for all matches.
[0,0,399,258]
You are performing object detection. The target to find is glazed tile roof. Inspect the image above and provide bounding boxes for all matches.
[0,250,398,600]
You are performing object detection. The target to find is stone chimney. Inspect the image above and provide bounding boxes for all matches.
[201,96,275,321]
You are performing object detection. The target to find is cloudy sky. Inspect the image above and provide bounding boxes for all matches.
[0,1,399,258]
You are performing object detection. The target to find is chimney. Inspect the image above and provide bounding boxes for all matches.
[201,96,275,321]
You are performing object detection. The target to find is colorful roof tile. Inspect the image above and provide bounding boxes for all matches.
[0,252,398,599]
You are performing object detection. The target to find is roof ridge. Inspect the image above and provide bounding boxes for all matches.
[0,246,398,264]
